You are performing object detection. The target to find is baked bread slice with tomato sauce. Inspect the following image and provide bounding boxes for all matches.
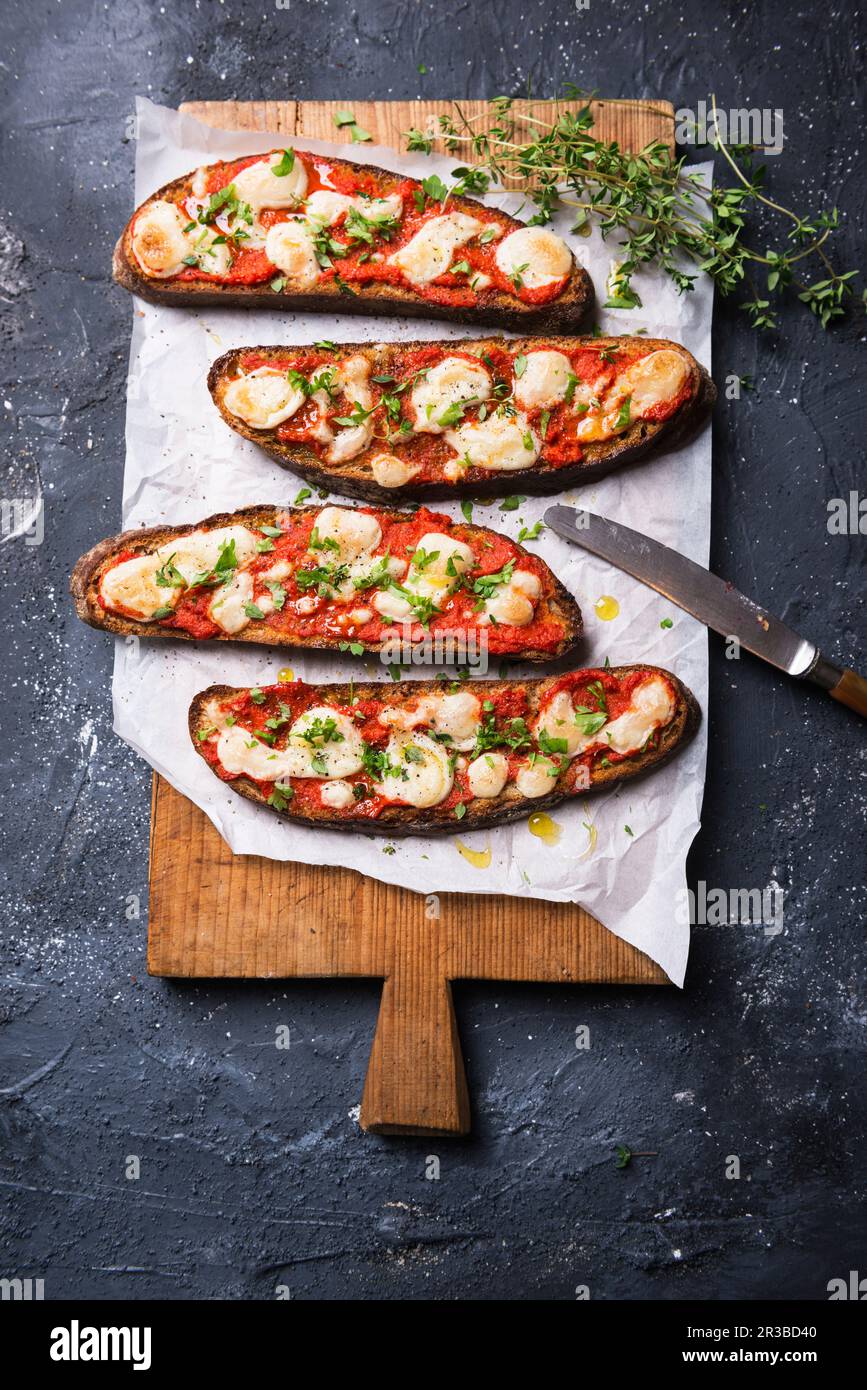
[70,503,583,663]
[189,666,700,835]
[113,147,593,332]
[209,335,715,503]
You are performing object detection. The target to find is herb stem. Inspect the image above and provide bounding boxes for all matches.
[708,94,795,224]
[410,91,859,332]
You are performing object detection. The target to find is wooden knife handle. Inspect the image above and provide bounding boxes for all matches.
[808,657,867,719]
[828,668,867,719]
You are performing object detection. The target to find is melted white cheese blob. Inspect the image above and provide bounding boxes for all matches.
[232,151,308,212]
[326,356,375,464]
[168,527,258,584]
[571,369,614,412]
[223,368,306,430]
[514,757,561,798]
[265,220,320,288]
[99,553,176,621]
[131,200,195,278]
[467,751,509,799]
[410,356,492,434]
[494,226,572,290]
[445,413,540,472]
[319,779,356,809]
[377,690,481,751]
[313,510,408,605]
[303,506,399,604]
[573,407,625,442]
[194,233,232,277]
[513,350,574,411]
[369,453,420,489]
[372,532,474,621]
[259,558,292,583]
[304,190,403,226]
[314,505,382,563]
[100,526,258,622]
[388,212,483,285]
[610,350,691,417]
[191,198,269,250]
[375,732,454,808]
[208,570,254,634]
[480,569,541,627]
[571,350,691,443]
[602,676,675,753]
[532,674,675,767]
[218,705,364,781]
[534,689,590,757]
[425,690,481,750]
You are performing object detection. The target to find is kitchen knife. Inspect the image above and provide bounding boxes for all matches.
[544,505,867,719]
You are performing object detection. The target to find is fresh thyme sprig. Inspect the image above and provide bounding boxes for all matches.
[405,90,860,332]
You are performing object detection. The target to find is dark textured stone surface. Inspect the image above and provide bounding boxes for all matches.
[0,0,864,1301]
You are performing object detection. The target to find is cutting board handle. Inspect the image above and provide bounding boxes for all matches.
[360,972,471,1136]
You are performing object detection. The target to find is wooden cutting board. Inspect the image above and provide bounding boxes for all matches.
[148,97,675,1137]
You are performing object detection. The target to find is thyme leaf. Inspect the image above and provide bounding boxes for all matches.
[405,90,859,331]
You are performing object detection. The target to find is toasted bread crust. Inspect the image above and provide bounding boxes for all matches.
[70,503,583,663]
[189,667,700,836]
[113,152,595,332]
[208,336,715,503]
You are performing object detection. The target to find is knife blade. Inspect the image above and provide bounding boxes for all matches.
[544,505,867,719]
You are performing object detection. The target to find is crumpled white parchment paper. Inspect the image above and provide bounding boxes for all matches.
[113,96,713,984]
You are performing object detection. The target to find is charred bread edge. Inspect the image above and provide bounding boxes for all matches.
[188,666,701,837]
[69,503,583,663]
[112,154,595,332]
[208,336,716,504]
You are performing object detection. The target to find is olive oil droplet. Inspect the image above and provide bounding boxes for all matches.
[455,839,492,869]
[528,813,562,846]
[277,667,294,683]
[594,594,620,621]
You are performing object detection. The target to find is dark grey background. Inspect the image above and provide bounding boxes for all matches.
[1,0,864,1301]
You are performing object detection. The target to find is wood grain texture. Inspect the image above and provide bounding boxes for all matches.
[828,667,867,719]
[148,98,673,1137]
[149,776,668,1136]
[183,97,675,162]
